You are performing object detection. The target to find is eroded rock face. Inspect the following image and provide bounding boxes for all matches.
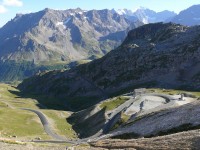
[101,100,200,140]
[19,23,200,109]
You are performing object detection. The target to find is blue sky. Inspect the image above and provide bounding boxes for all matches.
[0,0,200,27]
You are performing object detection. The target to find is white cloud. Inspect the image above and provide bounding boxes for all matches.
[3,0,23,7]
[0,5,7,13]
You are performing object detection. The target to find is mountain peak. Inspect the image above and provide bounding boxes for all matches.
[43,8,56,13]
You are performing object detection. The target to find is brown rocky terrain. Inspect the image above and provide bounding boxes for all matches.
[89,129,200,150]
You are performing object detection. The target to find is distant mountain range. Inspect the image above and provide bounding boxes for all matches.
[113,7,177,24]
[113,5,200,26]
[1,4,200,82]
[0,8,142,81]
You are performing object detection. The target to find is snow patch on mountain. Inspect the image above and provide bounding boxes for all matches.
[56,22,66,29]
[115,9,127,15]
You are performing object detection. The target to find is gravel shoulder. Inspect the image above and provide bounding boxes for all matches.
[0,141,66,150]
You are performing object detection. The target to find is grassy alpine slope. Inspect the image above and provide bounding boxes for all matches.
[0,84,76,141]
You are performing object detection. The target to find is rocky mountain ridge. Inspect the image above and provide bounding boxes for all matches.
[18,22,200,110]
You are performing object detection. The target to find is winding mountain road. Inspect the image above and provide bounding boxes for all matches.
[22,93,190,146]
[21,108,70,142]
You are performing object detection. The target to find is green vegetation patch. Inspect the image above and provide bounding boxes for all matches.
[111,113,131,131]
[100,96,129,111]
[148,88,200,97]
